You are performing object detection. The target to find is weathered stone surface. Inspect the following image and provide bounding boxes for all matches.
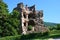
[14,2,47,34]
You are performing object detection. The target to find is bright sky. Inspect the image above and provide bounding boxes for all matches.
[3,0,60,23]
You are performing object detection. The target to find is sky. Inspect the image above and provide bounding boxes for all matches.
[3,0,60,23]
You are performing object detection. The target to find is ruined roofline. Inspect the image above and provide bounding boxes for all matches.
[15,2,43,10]
[15,2,43,12]
[17,2,35,8]
[17,2,23,6]
[35,10,43,13]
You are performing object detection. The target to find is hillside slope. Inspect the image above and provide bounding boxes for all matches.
[44,22,57,26]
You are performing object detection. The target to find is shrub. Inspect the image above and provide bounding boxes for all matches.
[0,35,21,40]
[28,25,32,31]
[20,32,50,40]
[42,31,49,36]
[20,33,42,39]
[56,24,60,30]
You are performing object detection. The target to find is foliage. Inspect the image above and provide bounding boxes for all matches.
[50,30,60,35]
[0,35,21,40]
[0,30,60,40]
[28,25,32,31]
[11,10,20,18]
[0,0,20,37]
[48,26,57,30]
[0,33,48,40]
[56,24,60,30]
[0,0,9,16]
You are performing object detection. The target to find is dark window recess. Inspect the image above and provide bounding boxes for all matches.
[38,13,40,17]
[24,23,26,26]
[28,13,36,19]
[28,20,35,26]
[23,14,26,18]
[41,21,43,24]
[39,19,43,24]
[40,13,43,17]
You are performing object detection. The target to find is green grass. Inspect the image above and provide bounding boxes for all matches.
[0,35,21,40]
[0,30,60,40]
[50,30,60,34]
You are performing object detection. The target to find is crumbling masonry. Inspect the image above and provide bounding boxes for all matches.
[14,3,47,34]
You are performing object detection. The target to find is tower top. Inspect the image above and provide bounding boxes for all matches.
[17,2,23,5]
[17,2,24,8]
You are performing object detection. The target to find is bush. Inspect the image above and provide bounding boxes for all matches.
[48,26,57,30]
[56,24,60,30]
[0,33,46,40]
[0,35,21,40]
[20,32,50,40]
[28,25,32,31]
[42,31,49,36]
[0,30,60,40]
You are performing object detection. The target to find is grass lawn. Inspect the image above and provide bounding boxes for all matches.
[0,30,60,40]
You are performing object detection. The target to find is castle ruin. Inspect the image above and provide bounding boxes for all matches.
[14,3,47,34]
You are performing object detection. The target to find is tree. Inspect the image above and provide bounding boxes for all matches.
[11,10,20,34]
[0,0,22,37]
[0,0,9,16]
[0,0,20,37]
[57,24,60,30]
[0,0,10,37]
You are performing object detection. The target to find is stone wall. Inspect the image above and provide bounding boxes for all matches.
[14,2,46,34]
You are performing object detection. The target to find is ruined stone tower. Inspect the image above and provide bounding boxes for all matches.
[14,3,46,34]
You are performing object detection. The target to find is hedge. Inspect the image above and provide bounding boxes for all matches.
[0,32,49,40]
[0,35,21,40]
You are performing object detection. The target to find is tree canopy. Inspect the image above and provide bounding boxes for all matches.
[0,0,20,37]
